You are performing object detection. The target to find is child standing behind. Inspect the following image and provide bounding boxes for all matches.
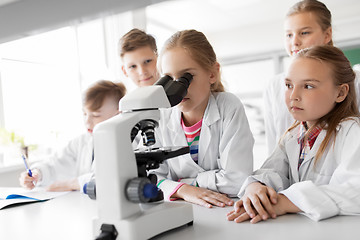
[119,28,160,87]
[227,45,360,223]
[19,80,126,192]
[264,0,360,154]
[152,29,254,208]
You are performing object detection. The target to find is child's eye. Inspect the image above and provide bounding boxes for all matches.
[285,83,293,89]
[305,84,314,89]
[129,65,136,69]
[144,59,152,64]
[286,33,293,38]
[301,31,310,35]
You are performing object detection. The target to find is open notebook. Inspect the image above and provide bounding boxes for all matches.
[0,187,69,209]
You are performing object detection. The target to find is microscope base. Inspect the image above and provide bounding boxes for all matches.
[93,202,193,240]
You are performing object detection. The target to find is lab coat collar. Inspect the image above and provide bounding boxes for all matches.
[203,93,220,126]
[287,125,326,181]
[167,108,187,145]
[198,93,220,165]
[286,133,301,182]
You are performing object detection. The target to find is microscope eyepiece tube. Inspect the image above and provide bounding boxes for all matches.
[175,72,193,88]
[154,75,172,87]
[155,72,193,107]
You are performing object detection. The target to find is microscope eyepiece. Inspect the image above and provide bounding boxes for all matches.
[155,72,193,107]
[175,72,193,88]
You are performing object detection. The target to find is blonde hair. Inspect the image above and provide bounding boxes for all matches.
[118,28,157,57]
[286,45,359,163]
[159,29,224,92]
[287,0,333,46]
[84,80,127,111]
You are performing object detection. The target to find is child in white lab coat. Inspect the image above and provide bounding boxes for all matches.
[264,0,360,154]
[227,45,360,223]
[152,29,254,208]
[119,28,160,87]
[19,80,126,192]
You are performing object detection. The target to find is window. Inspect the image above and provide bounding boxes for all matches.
[0,27,83,166]
[221,60,275,169]
[0,11,136,168]
[222,59,275,135]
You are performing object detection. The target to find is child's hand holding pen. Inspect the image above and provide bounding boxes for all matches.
[19,155,41,190]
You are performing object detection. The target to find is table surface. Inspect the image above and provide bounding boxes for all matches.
[0,191,359,240]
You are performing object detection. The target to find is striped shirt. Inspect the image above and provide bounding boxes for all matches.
[181,118,203,163]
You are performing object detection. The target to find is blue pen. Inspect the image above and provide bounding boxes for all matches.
[22,154,32,177]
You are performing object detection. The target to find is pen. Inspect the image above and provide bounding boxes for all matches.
[22,154,32,177]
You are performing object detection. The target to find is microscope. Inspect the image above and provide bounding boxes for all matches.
[90,73,194,240]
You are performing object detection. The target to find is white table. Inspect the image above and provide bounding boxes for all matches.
[0,191,359,240]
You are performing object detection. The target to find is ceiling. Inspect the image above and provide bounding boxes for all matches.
[0,0,18,7]
[0,0,359,60]
[146,0,360,60]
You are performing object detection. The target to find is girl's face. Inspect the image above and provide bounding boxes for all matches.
[284,12,332,56]
[161,47,217,125]
[121,46,159,87]
[83,96,119,134]
[285,57,345,127]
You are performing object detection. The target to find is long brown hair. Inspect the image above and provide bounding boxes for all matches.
[158,29,224,92]
[287,0,333,46]
[286,45,359,162]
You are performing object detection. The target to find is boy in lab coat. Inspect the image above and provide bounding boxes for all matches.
[19,80,126,192]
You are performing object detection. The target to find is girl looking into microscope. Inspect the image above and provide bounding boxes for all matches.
[151,29,254,208]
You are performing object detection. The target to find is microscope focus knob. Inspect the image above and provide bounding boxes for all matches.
[126,178,159,203]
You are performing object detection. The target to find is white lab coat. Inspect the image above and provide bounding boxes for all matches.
[264,70,360,155]
[32,133,94,193]
[238,118,360,221]
[151,92,254,200]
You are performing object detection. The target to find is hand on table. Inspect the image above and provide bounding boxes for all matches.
[227,182,300,223]
[173,184,234,208]
[46,178,80,192]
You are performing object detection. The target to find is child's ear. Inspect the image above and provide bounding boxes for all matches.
[335,84,349,103]
[324,27,332,45]
[121,65,128,77]
[209,62,220,84]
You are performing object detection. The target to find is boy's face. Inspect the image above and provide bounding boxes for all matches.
[121,46,159,87]
[83,96,119,134]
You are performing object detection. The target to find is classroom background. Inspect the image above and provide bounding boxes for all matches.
[1,0,360,186]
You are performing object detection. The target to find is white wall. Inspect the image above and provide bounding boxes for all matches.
[0,165,23,187]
